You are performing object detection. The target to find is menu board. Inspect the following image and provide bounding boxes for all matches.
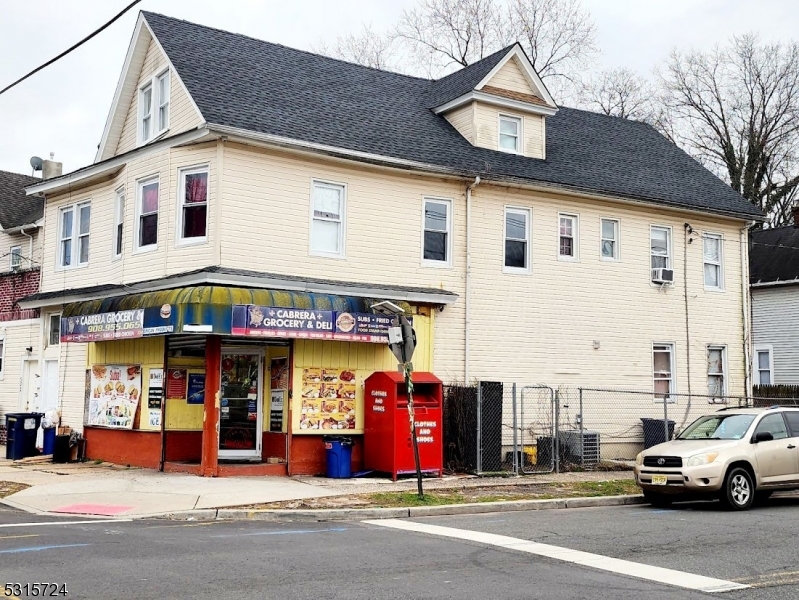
[87,364,142,429]
[166,369,188,399]
[147,368,164,409]
[299,368,357,431]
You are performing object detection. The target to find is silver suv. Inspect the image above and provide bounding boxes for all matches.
[634,406,799,510]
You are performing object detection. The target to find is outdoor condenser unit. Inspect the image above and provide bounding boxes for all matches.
[558,430,600,466]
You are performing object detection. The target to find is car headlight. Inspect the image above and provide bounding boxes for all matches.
[687,452,719,467]
[635,452,644,466]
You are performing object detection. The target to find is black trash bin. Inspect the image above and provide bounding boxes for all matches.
[641,418,675,449]
[5,413,43,460]
[53,435,72,464]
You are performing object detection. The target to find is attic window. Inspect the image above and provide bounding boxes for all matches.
[499,115,522,154]
[139,68,170,144]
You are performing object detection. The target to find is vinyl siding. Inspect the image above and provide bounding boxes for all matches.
[485,57,536,95]
[443,103,474,144]
[0,320,40,417]
[114,34,203,157]
[752,286,799,384]
[0,230,42,275]
[474,103,545,159]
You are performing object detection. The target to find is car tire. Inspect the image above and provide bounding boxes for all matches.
[643,490,673,508]
[721,467,755,510]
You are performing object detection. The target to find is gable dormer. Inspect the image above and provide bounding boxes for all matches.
[430,44,557,160]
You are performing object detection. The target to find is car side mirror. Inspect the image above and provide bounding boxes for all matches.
[753,431,774,443]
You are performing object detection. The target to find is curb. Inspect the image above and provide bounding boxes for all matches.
[154,494,646,522]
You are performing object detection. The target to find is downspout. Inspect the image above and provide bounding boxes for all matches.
[741,221,754,399]
[681,223,693,426]
[20,225,35,270]
[464,176,480,384]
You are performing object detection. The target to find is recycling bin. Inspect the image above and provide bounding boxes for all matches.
[5,413,43,460]
[324,436,354,478]
[364,371,444,481]
[42,427,57,455]
[641,418,675,449]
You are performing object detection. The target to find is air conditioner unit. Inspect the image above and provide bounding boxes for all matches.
[559,430,601,466]
[651,268,674,284]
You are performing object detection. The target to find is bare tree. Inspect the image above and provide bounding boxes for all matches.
[315,23,399,71]
[580,67,654,120]
[659,35,799,226]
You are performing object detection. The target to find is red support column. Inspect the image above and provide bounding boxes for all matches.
[200,335,221,477]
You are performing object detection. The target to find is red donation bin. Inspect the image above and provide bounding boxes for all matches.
[364,371,443,481]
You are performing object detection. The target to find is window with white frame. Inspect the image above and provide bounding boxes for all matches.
[47,314,61,347]
[10,246,22,270]
[178,167,209,241]
[498,115,522,153]
[703,233,724,289]
[139,69,170,144]
[504,207,530,270]
[114,188,125,259]
[58,202,91,268]
[653,343,675,400]
[558,213,578,259]
[310,181,345,256]
[422,198,451,264]
[650,226,671,272]
[755,346,774,385]
[707,345,727,398]
[600,218,619,260]
[136,178,159,250]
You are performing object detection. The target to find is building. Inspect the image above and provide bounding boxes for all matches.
[20,12,761,474]
[0,169,45,435]
[749,209,799,387]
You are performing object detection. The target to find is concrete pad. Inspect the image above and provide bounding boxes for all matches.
[52,503,133,516]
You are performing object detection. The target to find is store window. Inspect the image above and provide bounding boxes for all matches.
[58,201,91,268]
[707,345,726,397]
[178,167,209,242]
[558,213,578,260]
[136,177,159,250]
[504,207,530,271]
[755,346,774,385]
[653,343,675,400]
[422,198,451,264]
[310,181,345,257]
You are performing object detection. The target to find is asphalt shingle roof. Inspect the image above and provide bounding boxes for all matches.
[142,12,761,220]
[0,170,43,229]
[426,45,516,108]
[749,226,799,284]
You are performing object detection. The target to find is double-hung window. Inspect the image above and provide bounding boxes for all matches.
[600,218,619,260]
[310,181,345,257]
[422,198,451,264]
[178,167,209,242]
[139,69,170,144]
[9,246,22,270]
[703,233,723,290]
[558,213,578,260]
[113,188,125,259]
[707,346,727,398]
[58,201,91,268]
[650,226,672,283]
[136,178,159,251]
[498,115,522,153]
[755,346,774,385]
[653,343,675,400]
[504,207,530,271]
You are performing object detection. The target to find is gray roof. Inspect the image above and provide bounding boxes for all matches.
[749,227,799,284]
[142,12,761,220]
[426,44,515,108]
[0,170,43,229]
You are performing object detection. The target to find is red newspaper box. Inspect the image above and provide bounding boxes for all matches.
[364,371,443,481]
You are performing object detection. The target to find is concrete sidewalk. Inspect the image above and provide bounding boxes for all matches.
[0,444,634,519]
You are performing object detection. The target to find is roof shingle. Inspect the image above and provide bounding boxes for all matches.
[749,226,799,284]
[0,170,43,229]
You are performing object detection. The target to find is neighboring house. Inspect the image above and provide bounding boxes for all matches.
[20,12,761,475]
[749,209,799,386]
[0,170,45,427]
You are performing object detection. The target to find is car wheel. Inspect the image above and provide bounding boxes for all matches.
[722,467,755,510]
[754,490,773,505]
[643,490,673,508]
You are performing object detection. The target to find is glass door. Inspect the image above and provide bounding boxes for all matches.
[219,350,263,459]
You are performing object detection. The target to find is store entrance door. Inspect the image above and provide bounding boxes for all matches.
[219,350,263,459]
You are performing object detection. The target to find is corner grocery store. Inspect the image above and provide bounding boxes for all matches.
[48,282,453,476]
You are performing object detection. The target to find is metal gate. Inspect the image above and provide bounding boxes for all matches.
[517,385,555,474]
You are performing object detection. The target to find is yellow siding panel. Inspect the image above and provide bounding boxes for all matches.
[443,102,474,144]
[485,57,536,95]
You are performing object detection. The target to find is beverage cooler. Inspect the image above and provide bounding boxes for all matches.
[363,371,443,481]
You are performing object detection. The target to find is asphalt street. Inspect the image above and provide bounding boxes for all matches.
[2,497,799,599]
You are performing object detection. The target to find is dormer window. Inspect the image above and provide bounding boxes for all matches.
[139,68,170,144]
[499,115,522,154]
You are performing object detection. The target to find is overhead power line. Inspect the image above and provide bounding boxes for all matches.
[0,0,142,97]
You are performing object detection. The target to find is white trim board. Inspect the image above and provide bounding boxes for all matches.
[364,519,748,594]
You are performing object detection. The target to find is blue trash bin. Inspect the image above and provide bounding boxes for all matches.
[5,413,44,460]
[324,436,353,478]
[42,427,57,455]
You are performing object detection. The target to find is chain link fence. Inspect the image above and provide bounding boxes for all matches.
[444,382,794,475]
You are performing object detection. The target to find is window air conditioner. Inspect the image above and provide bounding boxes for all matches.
[651,268,674,284]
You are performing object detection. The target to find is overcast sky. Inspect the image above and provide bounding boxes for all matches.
[1,0,797,174]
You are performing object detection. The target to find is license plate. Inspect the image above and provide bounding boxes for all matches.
[651,475,668,486]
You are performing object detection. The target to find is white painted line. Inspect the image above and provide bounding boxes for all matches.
[0,519,133,529]
[364,519,748,594]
